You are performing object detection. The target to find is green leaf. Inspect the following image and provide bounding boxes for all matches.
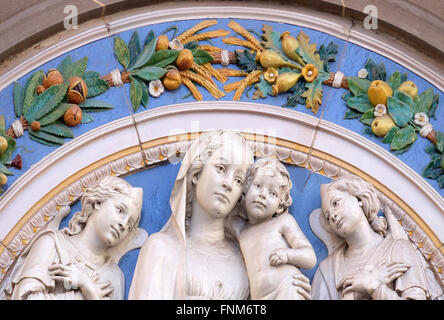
[414,88,434,114]
[147,50,179,68]
[387,96,413,127]
[347,77,371,97]
[25,84,69,123]
[282,81,306,108]
[144,31,155,46]
[57,55,73,79]
[382,126,399,144]
[436,131,444,154]
[423,156,442,179]
[23,70,44,115]
[13,81,24,117]
[393,143,413,155]
[130,77,143,112]
[390,125,417,151]
[81,113,94,124]
[301,73,329,114]
[128,31,142,69]
[365,59,386,81]
[184,41,198,50]
[0,164,13,176]
[236,50,259,72]
[0,133,16,163]
[70,57,88,78]
[40,122,74,138]
[85,77,109,97]
[342,91,353,101]
[363,126,374,137]
[387,71,401,91]
[359,109,374,126]
[141,81,149,108]
[261,25,285,57]
[129,37,157,71]
[425,144,437,155]
[428,94,439,119]
[191,49,214,65]
[437,175,444,189]
[344,109,362,119]
[62,57,88,80]
[114,37,130,69]
[296,30,324,69]
[0,116,4,131]
[252,76,272,100]
[80,99,114,113]
[29,130,65,146]
[39,103,71,126]
[83,70,101,80]
[393,90,414,107]
[346,95,373,113]
[132,66,167,81]
[317,42,339,72]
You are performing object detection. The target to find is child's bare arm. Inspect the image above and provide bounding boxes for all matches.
[270,214,316,269]
[225,212,247,240]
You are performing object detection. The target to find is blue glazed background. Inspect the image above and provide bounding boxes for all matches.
[0,18,443,299]
[59,162,331,299]
[0,18,442,196]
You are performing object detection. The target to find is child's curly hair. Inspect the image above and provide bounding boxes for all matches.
[244,157,292,216]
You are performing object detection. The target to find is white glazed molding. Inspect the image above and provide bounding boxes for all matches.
[0,3,443,91]
[1,136,443,292]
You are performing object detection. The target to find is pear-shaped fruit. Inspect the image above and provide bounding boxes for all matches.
[371,114,396,137]
[0,173,7,186]
[281,32,301,63]
[258,50,300,69]
[0,136,8,154]
[272,72,302,96]
[156,35,169,51]
[368,80,392,106]
[398,80,418,99]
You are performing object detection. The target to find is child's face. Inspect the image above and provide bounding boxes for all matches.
[244,169,283,224]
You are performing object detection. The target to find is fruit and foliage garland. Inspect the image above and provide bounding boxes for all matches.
[0,116,21,194]
[342,59,442,187]
[110,20,230,112]
[220,21,339,113]
[8,55,113,147]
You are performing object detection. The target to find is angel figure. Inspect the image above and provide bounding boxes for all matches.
[229,157,316,300]
[5,176,147,300]
[310,175,431,300]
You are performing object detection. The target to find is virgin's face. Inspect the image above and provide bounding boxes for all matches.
[91,193,139,247]
[194,141,251,219]
[321,188,365,238]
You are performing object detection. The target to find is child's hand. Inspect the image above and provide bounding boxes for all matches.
[269,248,289,266]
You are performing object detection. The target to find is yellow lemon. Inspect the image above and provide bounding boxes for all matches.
[371,114,396,137]
[398,80,418,99]
[0,173,7,186]
[0,136,8,154]
[367,80,393,106]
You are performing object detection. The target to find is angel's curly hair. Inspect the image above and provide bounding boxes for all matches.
[62,176,136,236]
[321,175,387,237]
[244,157,292,216]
